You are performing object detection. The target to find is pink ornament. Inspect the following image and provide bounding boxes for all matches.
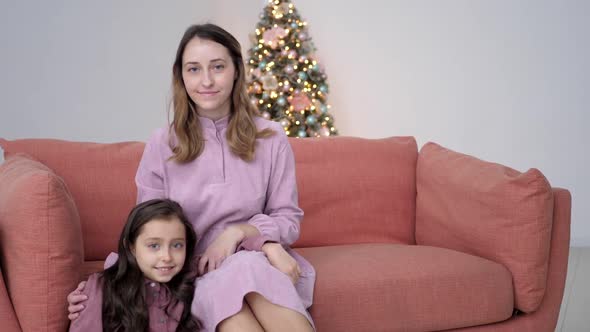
[319,127,331,137]
[298,32,307,40]
[299,55,308,63]
[252,68,262,78]
[288,49,298,59]
[285,65,294,74]
[288,93,312,111]
[262,111,271,119]
[282,83,291,92]
[262,27,288,49]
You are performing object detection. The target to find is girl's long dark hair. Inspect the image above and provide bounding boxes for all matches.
[100,199,200,331]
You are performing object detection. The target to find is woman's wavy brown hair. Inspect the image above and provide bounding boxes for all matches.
[170,23,274,163]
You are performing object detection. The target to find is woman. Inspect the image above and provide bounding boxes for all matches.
[67,23,315,332]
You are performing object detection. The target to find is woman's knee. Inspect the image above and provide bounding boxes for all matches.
[244,293,313,332]
[217,301,263,332]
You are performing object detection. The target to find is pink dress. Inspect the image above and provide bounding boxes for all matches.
[135,115,316,331]
[68,273,184,332]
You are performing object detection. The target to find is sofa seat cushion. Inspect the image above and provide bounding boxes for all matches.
[295,244,514,332]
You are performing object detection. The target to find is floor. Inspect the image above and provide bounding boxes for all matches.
[556,246,590,332]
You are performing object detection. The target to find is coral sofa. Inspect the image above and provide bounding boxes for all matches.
[0,135,570,332]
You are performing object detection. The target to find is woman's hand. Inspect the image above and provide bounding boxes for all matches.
[66,281,88,320]
[198,227,244,275]
[262,243,301,284]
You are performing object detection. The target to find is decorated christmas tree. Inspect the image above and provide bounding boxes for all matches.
[247,0,338,138]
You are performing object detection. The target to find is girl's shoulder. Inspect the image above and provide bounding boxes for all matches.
[68,273,105,331]
[82,273,104,296]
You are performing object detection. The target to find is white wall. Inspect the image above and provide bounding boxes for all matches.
[1,1,588,245]
[0,1,212,143]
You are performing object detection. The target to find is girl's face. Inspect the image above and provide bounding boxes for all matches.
[131,217,187,283]
[182,37,237,120]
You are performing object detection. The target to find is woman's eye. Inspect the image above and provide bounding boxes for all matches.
[188,67,200,73]
[213,64,225,71]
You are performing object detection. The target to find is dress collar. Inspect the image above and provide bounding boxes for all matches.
[144,278,172,307]
[145,278,162,292]
[198,113,230,131]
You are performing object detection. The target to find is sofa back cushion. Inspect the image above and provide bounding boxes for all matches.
[0,135,419,257]
[291,136,418,247]
[415,142,553,313]
[0,154,83,331]
[0,138,142,260]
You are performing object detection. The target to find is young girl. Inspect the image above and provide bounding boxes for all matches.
[69,199,200,332]
[69,23,315,332]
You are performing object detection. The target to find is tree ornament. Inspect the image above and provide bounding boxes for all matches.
[288,93,311,111]
[277,96,287,106]
[261,73,279,90]
[280,118,290,127]
[262,26,288,49]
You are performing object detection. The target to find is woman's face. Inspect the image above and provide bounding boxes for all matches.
[181,37,236,120]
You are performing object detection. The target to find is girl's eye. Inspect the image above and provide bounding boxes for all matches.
[148,243,160,249]
[172,242,185,249]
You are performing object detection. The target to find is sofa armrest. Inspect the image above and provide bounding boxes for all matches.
[0,263,21,332]
[416,142,555,313]
[0,154,83,331]
[533,188,572,328]
[436,188,572,331]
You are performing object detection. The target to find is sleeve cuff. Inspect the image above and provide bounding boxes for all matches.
[238,234,275,252]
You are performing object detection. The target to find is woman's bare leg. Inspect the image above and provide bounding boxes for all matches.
[217,301,264,332]
[245,292,313,332]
